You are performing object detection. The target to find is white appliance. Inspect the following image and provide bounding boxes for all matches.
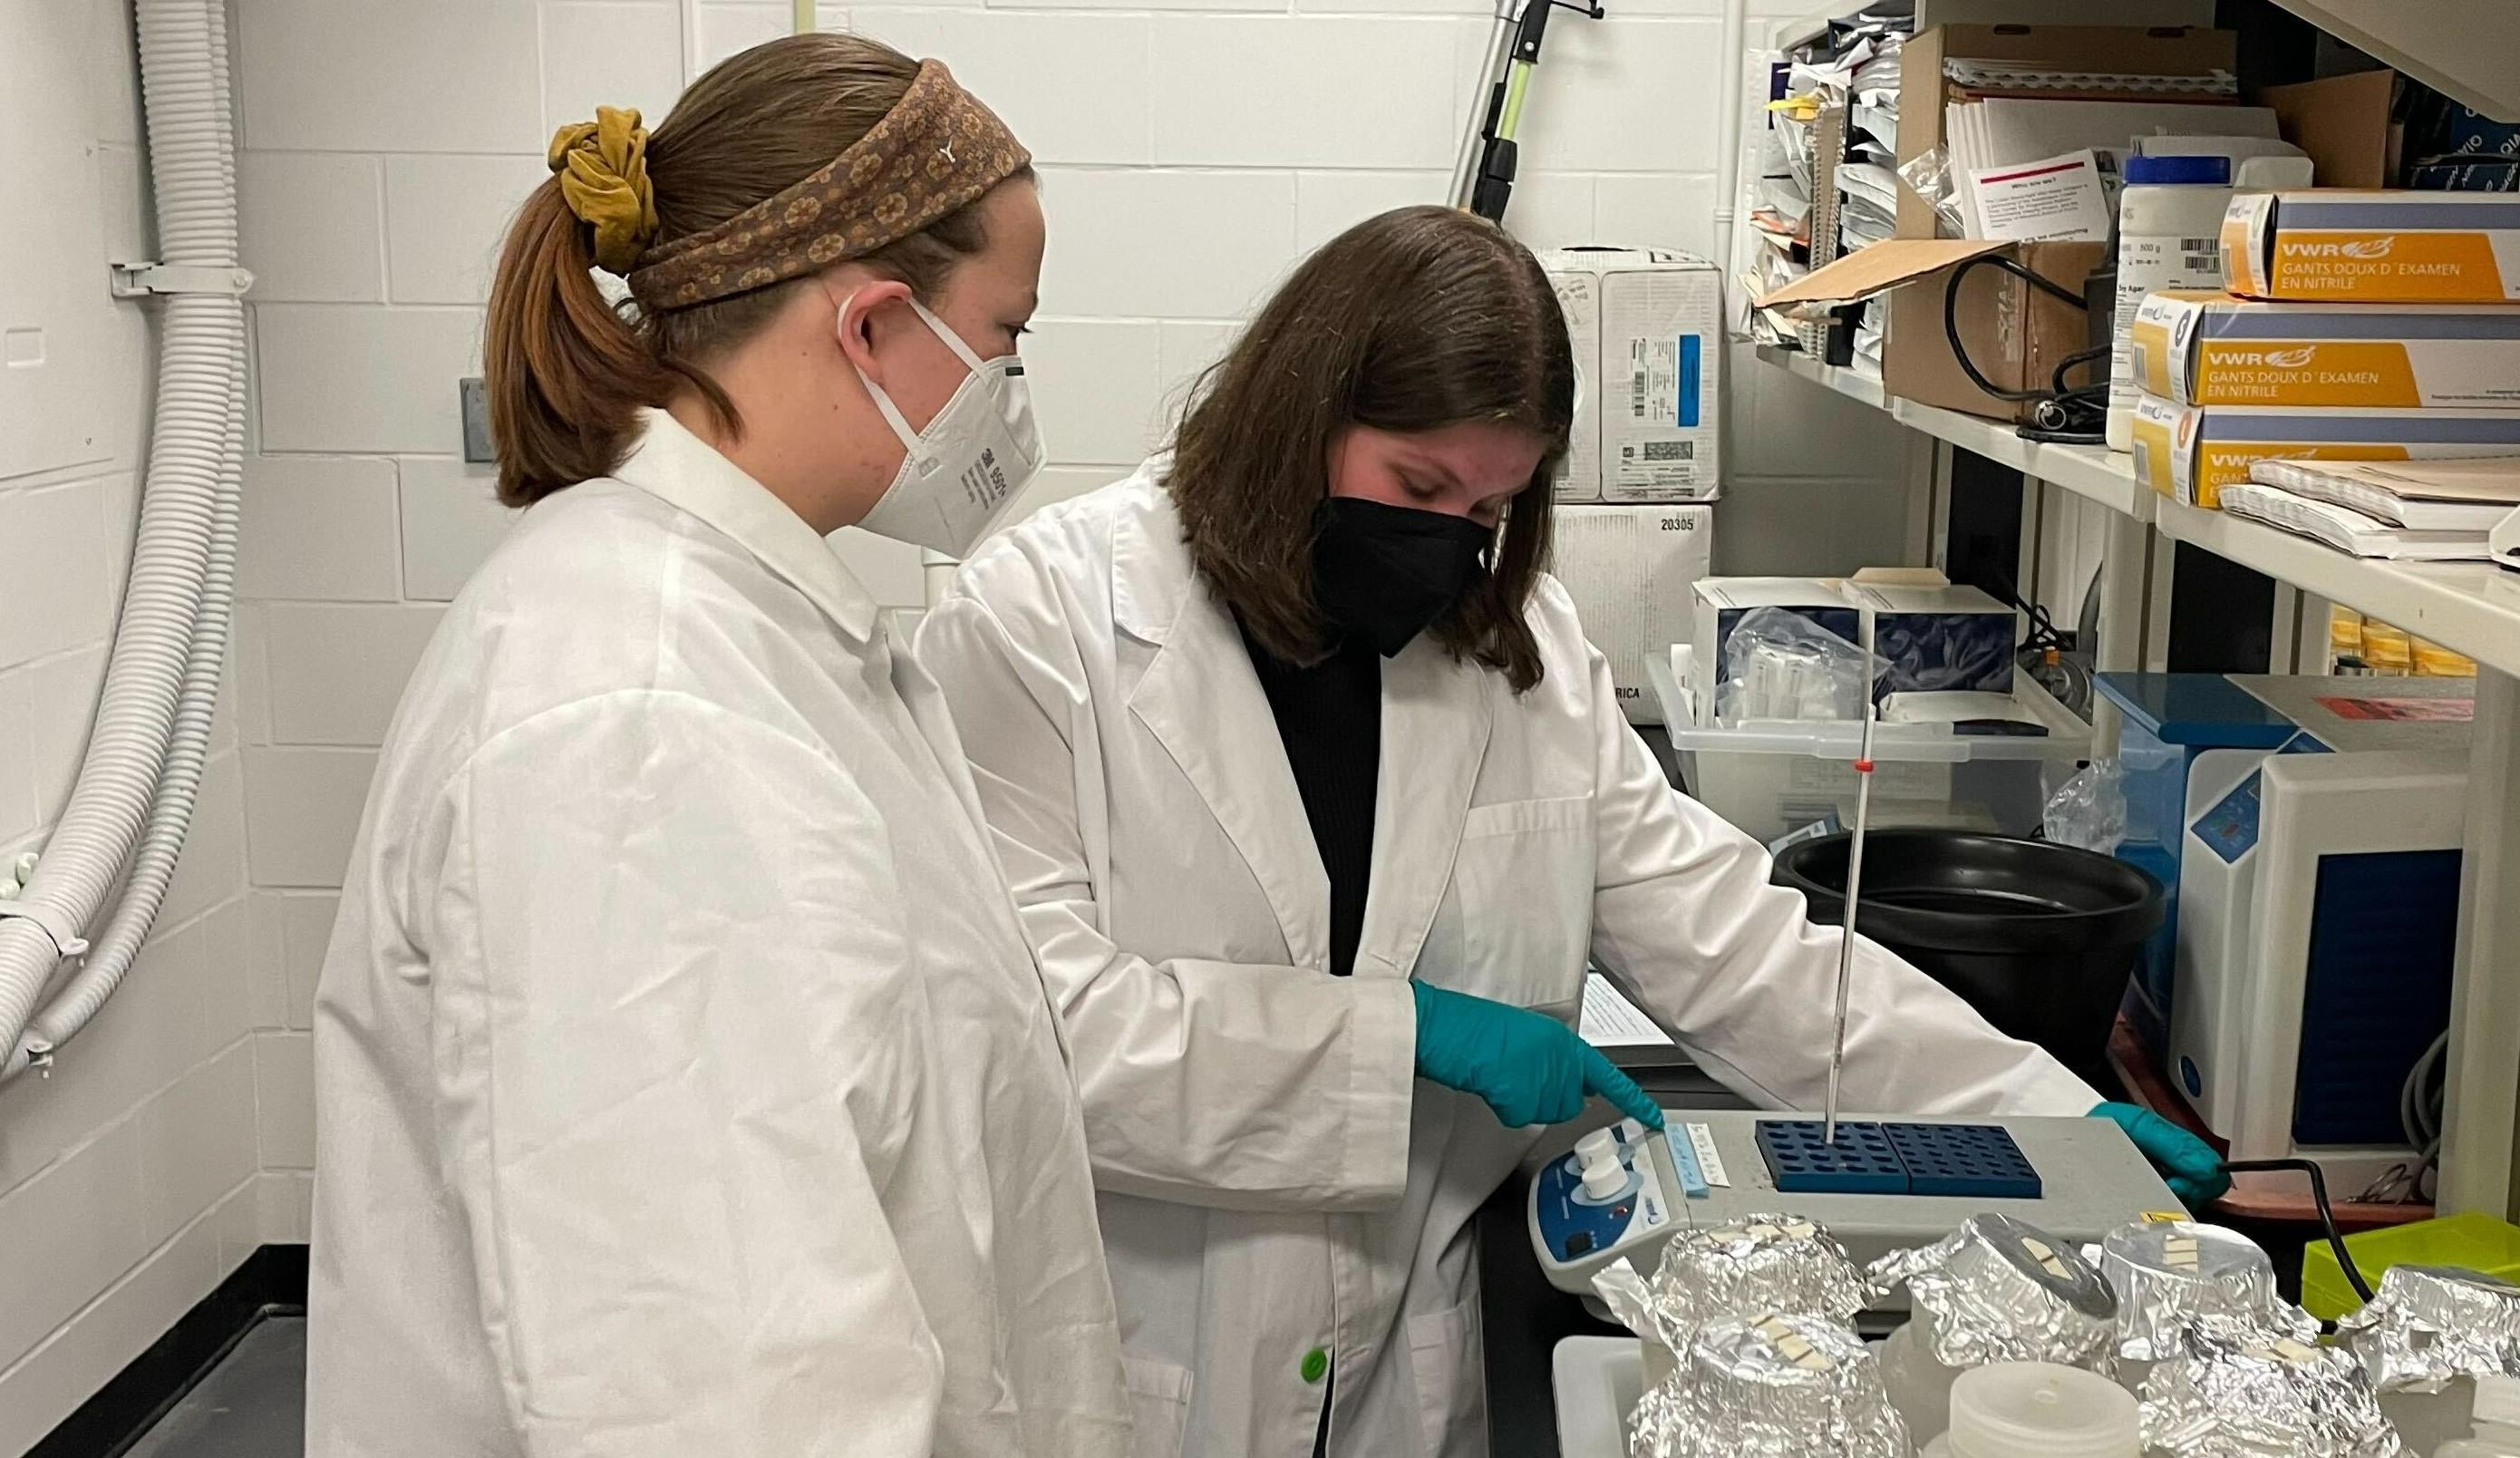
[2175,747,2470,1193]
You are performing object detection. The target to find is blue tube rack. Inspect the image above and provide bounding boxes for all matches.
[1755,1119,2042,1200]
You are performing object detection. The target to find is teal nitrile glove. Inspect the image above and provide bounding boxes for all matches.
[1410,981,1664,1132]
[2092,1101,2231,1206]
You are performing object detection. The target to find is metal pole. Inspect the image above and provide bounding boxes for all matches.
[1451,1,1521,209]
[1822,617,1880,1145]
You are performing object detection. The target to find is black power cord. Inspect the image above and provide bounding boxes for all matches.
[1942,254,2110,443]
[2222,1157,2375,1304]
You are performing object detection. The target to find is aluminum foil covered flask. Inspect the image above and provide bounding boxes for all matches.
[2341,1265,2520,1394]
[2098,1220,2316,1369]
[2339,1264,2520,1453]
[1634,1310,1910,1458]
[1870,1214,2118,1443]
[1594,1214,1872,1388]
[1647,1215,1873,1339]
[2137,1331,2406,1458]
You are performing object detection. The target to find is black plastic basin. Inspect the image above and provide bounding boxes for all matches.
[1771,830,2166,1085]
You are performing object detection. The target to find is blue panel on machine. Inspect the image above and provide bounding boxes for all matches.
[1756,1121,1907,1194]
[1756,1120,2043,1199]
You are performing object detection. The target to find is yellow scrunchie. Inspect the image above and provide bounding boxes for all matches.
[548,106,659,275]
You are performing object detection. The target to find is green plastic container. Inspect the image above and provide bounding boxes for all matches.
[2302,1211,2520,1321]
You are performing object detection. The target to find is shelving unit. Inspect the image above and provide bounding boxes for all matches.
[1759,346,2153,522]
[1757,346,2520,679]
[1749,338,2520,1220]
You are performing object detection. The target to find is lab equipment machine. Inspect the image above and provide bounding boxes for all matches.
[1527,1110,2182,1294]
[2098,673,2472,1191]
[2181,748,2467,1193]
[2096,673,2471,1041]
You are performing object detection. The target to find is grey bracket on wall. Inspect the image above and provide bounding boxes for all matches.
[459,378,492,465]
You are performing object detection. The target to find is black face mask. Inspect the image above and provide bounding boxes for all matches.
[1312,498,1493,657]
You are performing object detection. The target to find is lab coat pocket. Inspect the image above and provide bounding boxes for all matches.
[1121,1354,1194,1458]
[1430,795,1595,1013]
[1406,1292,1490,1458]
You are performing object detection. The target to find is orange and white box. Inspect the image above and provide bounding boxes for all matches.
[2128,394,2520,510]
[2224,190,2520,303]
[2129,290,2520,409]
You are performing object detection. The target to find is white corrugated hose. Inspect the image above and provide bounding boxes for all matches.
[0,0,247,1081]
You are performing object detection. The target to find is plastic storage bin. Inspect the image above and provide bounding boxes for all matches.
[2301,1211,2520,1322]
[1650,653,2093,845]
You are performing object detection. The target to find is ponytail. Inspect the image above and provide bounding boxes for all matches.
[483,181,677,507]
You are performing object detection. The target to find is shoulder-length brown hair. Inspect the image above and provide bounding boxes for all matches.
[1168,205,1575,693]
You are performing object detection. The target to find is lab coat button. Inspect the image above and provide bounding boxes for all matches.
[1301,1347,1329,1384]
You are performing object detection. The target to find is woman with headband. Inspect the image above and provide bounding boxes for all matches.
[305,35,1128,1457]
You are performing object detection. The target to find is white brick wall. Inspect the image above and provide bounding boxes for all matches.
[0,0,267,1441]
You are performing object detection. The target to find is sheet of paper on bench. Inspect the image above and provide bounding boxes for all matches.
[1582,973,1677,1047]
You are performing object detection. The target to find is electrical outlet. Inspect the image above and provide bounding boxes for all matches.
[460,377,493,464]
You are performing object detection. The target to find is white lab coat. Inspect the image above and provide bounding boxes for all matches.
[914,464,2100,1458]
[306,411,1131,1458]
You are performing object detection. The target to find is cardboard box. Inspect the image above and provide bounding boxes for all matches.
[1552,504,1715,725]
[2128,394,2520,509]
[1758,238,2108,424]
[1896,24,2242,238]
[2129,290,2520,409]
[2223,190,2520,303]
[1540,248,1724,501]
[1547,269,1604,501]
[2262,70,2399,191]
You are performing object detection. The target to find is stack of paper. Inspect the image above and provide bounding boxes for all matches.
[2247,457,2520,531]
[2219,483,2499,561]
[1945,99,2280,238]
[1943,59,2238,98]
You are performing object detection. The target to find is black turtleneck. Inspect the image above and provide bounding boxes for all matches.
[1238,621,1382,979]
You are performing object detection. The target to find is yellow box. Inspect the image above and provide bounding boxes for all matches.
[2224,190,2520,303]
[2128,290,2520,408]
[2127,394,2520,509]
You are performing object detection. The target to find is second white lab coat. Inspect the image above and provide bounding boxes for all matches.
[915,464,2099,1458]
[306,411,1130,1458]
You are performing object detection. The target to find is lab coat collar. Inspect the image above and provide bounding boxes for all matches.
[1114,467,1495,979]
[611,408,880,642]
[1110,457,1189,646]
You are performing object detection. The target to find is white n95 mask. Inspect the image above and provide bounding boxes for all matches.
[851,297,1044,558]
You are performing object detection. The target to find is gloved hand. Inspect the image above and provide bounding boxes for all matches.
[1410,981,1664,1132]
[2092,1101,2230,1206]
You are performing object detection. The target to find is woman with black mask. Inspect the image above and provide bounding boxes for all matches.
[915,205,2202,1458]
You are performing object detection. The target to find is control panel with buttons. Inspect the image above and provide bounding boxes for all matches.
[1528,1118,1678,1280]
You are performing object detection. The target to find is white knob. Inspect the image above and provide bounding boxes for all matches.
[1575,1129,1618,1163]
[1581,1160,1628,1200]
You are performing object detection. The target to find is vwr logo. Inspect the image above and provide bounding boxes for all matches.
[2280,238,2397,260]
[2222,346,2321,369]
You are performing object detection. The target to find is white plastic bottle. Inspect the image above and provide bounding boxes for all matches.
[1918,1362,2138,1458]
[2437,1374,2520,1457]
[2104,154,2236,454]
[2102,151,2316,452]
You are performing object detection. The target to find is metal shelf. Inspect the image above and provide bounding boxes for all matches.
[1755,345,2520,677]
[1756,345,2155,521]
[2157,499,2520,680]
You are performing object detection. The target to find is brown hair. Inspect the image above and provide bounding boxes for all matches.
[1168,205,1575,693]
[485,34,1025,506]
